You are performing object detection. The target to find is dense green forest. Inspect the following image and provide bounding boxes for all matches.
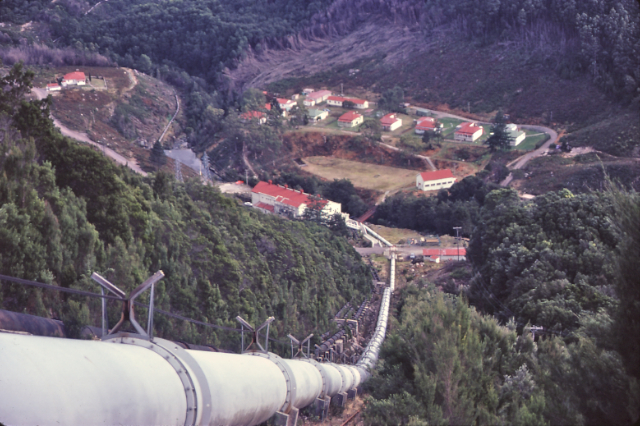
[363,183,640,425]
[372,175,500,237]
[363,285,639,425]
[0,64,371,351]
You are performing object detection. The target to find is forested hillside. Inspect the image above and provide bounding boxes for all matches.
[364,285,638,425]
[0,64,371,350]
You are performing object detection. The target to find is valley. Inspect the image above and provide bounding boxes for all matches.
[0,0,639,425]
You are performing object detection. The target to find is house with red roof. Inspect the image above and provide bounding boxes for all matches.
[327,96,369,109]
[423,248,466,262]
[416,169,456,191]
[303,98,316,107]
[46,83,61,92]
[61,70,86,87]
[306,90,332,104]
[251,181,342,219]
[240,110,266,124]
[414,117,442,134]
[454,122,483,142]
[337,111,364,128]
[277,98,296,112]
[380,113,402,131]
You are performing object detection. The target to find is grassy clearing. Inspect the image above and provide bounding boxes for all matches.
[515,131,549,151]
[367,224,422,244]
[302,156,416,191]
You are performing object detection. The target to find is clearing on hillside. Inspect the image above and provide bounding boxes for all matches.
[302,156,417,192]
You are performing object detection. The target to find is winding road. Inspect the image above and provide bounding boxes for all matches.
[32,87,147,176]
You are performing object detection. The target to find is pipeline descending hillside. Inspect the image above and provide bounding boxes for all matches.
[0,269,395,426]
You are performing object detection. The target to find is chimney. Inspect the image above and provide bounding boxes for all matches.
[268,180,272,184]
[300,188,304,194]
[284,184,288,189]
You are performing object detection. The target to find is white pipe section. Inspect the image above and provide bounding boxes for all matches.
[0,262,396,425]
[283,359,323,409]
[331,364,354,393]
[362,225,393,247]
[187,351,287,426]
[0,333,187,426]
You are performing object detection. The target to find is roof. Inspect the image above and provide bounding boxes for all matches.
[306,90,332,100]
[252,181,327,209]
[455,122,482,135]
[380,113,400,126]
[423,248,467,256]
[63,71,85,81]
[347,98,366,105]
[277,98,293,105]
[255,202,274,212]
[308,109,326,118]
[416,117,436,130]
[46,83,60,88]
[328,96,366,105]
[240,111,265,120]
[419,169,455,181]
[338,111,362,123]
[264,103,271,110]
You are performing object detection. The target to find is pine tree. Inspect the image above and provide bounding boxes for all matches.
[486,111,512,152]
[150,141,167,168]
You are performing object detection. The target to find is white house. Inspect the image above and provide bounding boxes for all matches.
[306,90,332,104]
[46,83,61,92]
[308,109,328,122]
[506,123,526,146]
[337,111,363,128]
[302,88,315,95]
[251,181,342,219]
[277,98,296,111]
[303,98,316,107]
[327,96,369,109]
[415,117,441,134]
[423,248,466,262]
[454,122,483,142]
[380,113,402,131]
[61,71,86,87]
[416,169,456,191]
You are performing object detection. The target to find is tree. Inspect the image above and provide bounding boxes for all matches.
[422,131,431,144]
[342,100,356,109]
[486,111,512,152]
[378,86,405,113]
[241,88,266,112]
[360,119,382,142]
[609,185,640,380]
[150,141,167,168]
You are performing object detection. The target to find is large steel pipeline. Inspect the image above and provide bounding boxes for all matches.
[0,289,393,425]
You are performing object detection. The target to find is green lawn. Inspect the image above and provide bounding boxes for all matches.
[514,131,550,151]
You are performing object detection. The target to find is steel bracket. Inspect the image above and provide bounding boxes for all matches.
[91,271,164,337]
[236,316,274,353]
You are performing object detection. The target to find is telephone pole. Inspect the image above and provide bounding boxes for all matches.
[453,226,462,261]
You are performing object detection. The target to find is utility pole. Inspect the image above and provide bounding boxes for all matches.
[453,226,462,261]
[340,83,343,97]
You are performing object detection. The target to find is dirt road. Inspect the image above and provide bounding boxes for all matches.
[499,126,559,186]
[32,88,147,176]
[379,141,436,171]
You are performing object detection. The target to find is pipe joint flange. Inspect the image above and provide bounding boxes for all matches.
[103,334,212,426]
[299,358,328,398]
[245,351,297,414]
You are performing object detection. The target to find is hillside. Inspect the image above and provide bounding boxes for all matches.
[0,65,371,352]
[24,65,191,175]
